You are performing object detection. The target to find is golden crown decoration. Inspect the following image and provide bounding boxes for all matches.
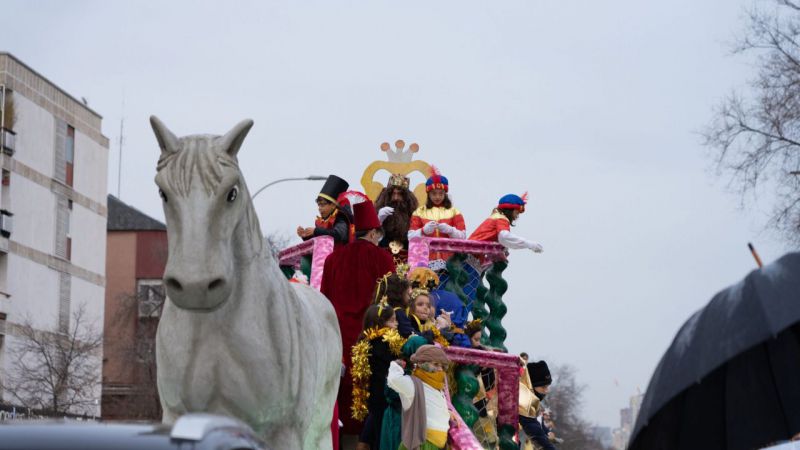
[360,139,432,205]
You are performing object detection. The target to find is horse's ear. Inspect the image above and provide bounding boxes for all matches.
[219,119,254,157]
[150,116,180,155]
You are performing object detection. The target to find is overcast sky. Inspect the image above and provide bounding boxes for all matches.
[5,0,794,428]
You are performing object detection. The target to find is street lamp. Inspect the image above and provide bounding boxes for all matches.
[251,175,327,200]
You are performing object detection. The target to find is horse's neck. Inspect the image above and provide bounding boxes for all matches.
[229,204,291,308]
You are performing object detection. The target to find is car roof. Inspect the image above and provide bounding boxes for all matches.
[0,419,267,450]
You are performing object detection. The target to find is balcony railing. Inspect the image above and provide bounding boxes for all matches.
[0,210,12,238]
[1,128,15,156]
[277,236,334,289]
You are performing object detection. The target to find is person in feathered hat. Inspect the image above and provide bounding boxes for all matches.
[519,360,557,450]
[296,174,352,246]
[321,195,396,436]
[408,166,467,269]
[469,192,544,253]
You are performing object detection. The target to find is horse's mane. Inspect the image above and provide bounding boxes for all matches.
[156,135,266,257]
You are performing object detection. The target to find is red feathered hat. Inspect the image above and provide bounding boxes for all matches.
[353,199,382,232]
[425,165,449,192]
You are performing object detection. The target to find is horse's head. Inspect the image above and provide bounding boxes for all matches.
[151,116,259,311]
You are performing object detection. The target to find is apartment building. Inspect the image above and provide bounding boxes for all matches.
[0,52,109,416]
[102,194,166,420]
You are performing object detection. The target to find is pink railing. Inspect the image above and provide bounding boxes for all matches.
[408,237,507,269]
[445,346,521,427]
[277,236,334,290]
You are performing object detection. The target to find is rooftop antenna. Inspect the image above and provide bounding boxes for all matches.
[117,93,125,199]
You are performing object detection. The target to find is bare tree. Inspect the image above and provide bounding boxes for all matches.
[265,231,294,258]
[1,304,102,415]
[703,0,800,244]
[544,364,610,450]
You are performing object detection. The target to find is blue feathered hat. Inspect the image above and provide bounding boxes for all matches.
[498,192,528,212]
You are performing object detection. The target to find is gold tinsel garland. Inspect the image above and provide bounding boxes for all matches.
[350,327,406,421]
[430,326,450,348]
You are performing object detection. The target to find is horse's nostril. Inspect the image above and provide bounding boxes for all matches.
[208,279,225,291]
[166,278,183,292]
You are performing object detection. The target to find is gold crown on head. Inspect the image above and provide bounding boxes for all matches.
[388,173,410,189]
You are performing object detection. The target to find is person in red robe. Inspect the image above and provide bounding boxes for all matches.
[469,192,544,253]
[408,166,466,268]
[321,197,396,436]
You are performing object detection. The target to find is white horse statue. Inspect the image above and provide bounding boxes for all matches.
[150,116,342,450]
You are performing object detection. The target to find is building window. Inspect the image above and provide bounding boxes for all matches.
[54,196,70,260]
[66,126,75,187]
[66,200,72,260]
[136,279,165,318]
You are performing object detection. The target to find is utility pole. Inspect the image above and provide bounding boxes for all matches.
[117,96,125,199]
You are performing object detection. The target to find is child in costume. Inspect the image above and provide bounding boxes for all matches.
[387,345,455,450]
[380,335,430,450]
[407,267,451,346]
[374,272,415,338]
[469,192,544,253]
[408,288,433,335]
[352,304,405,450]
[296,174,352,246]
[408,167,467,270]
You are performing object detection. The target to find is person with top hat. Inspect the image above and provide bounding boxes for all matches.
[408,166,467,269]
[321,197,396,436]
[387,345,456,450]
[297,174,352,246]
[519,360,557,450]
[469,192,544,253]
[374,173,419,260]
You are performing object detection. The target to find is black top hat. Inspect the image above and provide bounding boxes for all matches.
[318,175,349,205]
[528,360,552,387]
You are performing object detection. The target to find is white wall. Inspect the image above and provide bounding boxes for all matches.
[10,94,56,178]
[73,131,108,205]
[70,202,106,276]
[71,277,104,335]
[7,173,56,256]
[6,254,59,331]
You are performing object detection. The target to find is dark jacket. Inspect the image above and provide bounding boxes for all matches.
[520,415,557,450]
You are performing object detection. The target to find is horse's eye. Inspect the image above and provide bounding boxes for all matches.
[227,186,239,203]
[159,189,168,203]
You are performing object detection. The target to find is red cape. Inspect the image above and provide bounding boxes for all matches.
[321,239,395,434]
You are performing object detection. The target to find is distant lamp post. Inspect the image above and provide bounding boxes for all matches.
[251,175,327,200]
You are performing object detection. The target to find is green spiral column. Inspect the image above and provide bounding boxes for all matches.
[444,253,480,427]
[453,364,480,428]
[498,423,518,450]
[484,261,509,351]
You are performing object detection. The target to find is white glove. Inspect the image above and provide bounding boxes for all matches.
[437,222,454,234]
[423,221,438,234]
[377,206,394,223]
[530,242,544,253]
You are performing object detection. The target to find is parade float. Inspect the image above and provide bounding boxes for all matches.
[279,141,523,450]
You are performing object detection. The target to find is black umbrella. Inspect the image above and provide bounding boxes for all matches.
[629,252,800,450]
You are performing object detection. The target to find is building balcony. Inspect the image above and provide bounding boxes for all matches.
[1,128,15,157]
[0,209,12,239]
